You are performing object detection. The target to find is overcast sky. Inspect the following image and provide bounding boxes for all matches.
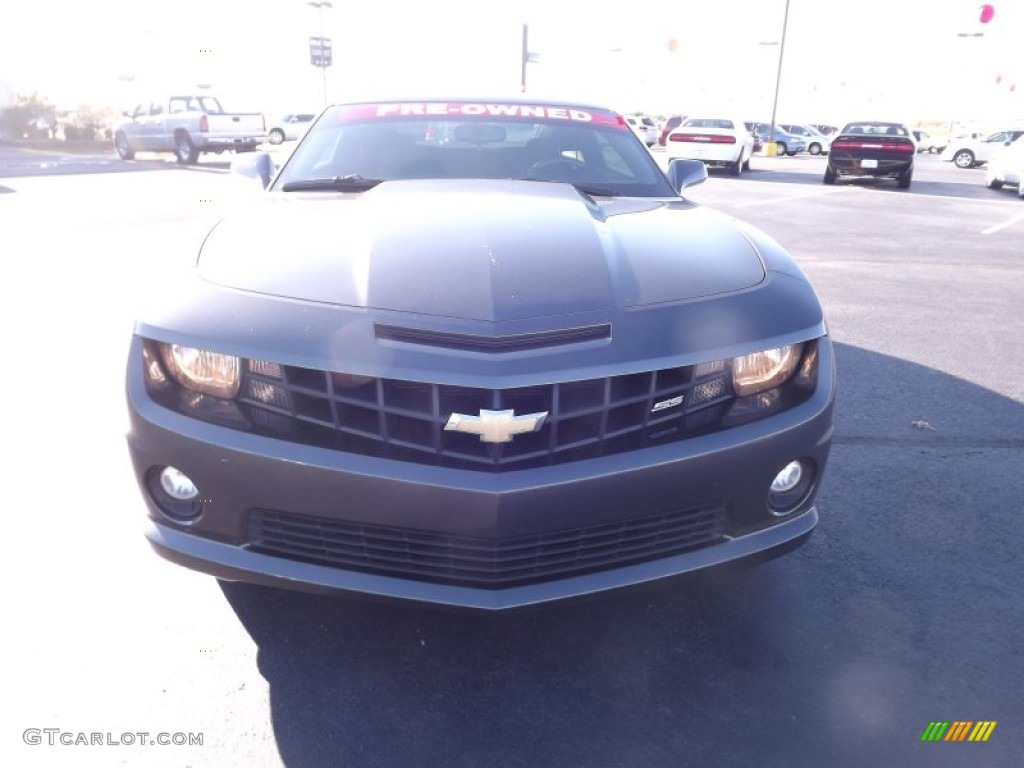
[1,0,1021,125]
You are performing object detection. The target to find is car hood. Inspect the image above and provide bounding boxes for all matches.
[198,179,766,322]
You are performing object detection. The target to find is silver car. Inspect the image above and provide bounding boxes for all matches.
[780,124,832,155]
[267,113,317,145]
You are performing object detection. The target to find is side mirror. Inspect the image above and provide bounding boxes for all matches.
[666,158,708,193]
[230,151,275,189]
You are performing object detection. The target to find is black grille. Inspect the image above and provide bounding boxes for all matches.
[237,360,733,471]
[247,506,728,588]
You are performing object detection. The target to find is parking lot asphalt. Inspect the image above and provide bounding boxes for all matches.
[2,151,1021,767]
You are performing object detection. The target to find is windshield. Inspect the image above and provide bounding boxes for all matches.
[272,101,675,197]
[683,118,736,130]
[168,96,224,115]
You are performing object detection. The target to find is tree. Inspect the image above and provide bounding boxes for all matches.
[62,105,117,141]
[0,93,57,140]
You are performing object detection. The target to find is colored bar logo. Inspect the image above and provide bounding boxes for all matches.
[921,721,996,742]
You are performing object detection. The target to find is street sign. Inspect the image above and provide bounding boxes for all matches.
[309,37,332,68]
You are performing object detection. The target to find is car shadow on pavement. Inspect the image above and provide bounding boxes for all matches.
[741,163,1010,202]
[741,166,825,186]
[219,342,1023,768]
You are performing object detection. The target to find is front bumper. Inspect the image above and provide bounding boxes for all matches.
[127,336,835,610]
[665,146,742,166]
[195,136,267,151]
[146,509,817,610]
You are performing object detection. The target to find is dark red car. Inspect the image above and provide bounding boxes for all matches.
[658,115,685,146]
[824,121,915,188]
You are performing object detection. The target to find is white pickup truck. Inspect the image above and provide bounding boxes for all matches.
[113,95,267,164]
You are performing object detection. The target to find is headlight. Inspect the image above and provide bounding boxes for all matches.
[731,344,803,397]
[159,343,240,398]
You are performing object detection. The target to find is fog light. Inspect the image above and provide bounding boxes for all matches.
[768,459,814,516]
[771,461,803,493]
[159,466,199,500]
[148,466,204,522]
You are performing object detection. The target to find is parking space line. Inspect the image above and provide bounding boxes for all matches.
[735,190,833,208]
[981,212,1024,235]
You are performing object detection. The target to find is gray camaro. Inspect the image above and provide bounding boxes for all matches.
[125,99,835,610]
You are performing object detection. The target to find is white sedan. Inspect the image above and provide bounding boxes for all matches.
[665,117,754,175]
[941,129,1024,169]
[985,135,1024,198]
[624,114,658,147]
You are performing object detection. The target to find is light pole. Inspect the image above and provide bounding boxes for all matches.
[520,24,542,93]
[765,0,791,157]
[308,1,332,106]
[521,24,529,93]
[758,41,778,119]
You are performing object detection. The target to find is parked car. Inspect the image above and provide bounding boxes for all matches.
[941,130,1024,169]
[125,97,835,610]
[742,122,764,151]
[823,121,915,188]
[750,123,807,156]
[625,114,658,147]
[267,112,317,144]
[780,123,832,155]
[812,124,839,137]
[113,94,266,164]
[912,130,941,153]
[984,134,1024,198]
[665,117,755,174]
[657,114,685,146]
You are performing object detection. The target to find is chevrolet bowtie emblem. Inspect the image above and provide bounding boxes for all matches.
[444,409,548,443]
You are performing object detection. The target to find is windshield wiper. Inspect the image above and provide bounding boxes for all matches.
[280,174,384,192]
[511,178,614,198]
[568,183,615,198]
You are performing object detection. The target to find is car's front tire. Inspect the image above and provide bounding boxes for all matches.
[953,149,975,169]
[985,169,1003,189]
[114,132,134,160]
[809,143,821,156]
[268,128,285,145]
[776,142,787,156]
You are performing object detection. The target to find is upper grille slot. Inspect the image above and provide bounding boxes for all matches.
[374,323,611,352]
